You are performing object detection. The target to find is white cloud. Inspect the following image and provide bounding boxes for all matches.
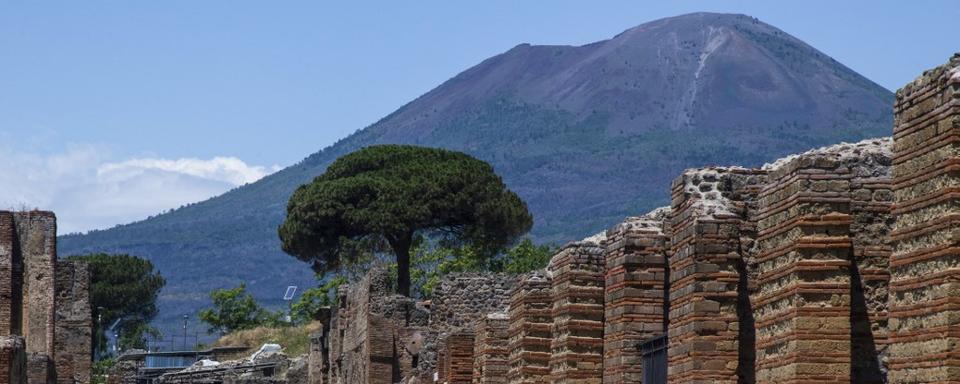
[0,143,280,234]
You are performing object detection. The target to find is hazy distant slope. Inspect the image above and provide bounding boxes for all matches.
[60,13,893,331]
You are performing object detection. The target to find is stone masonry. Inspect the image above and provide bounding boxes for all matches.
[548,235,606,383]
[0,336,26,384]
[473,313,509,384]
[753,140,891,383]
[602,208,670,384]
[888,53,960,383]
[54,261,92,384]
[667,167,766,384]
[507,271,552,384]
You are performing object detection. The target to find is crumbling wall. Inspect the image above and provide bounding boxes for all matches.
[753,139,891,383]
[507,271,552,384]
[473,313,509,384]
[0,336,26,384]
[54,261,92,384]
[601,208,670,384]
[667,167,766,384]
[888,53,960,383]
[14,211,57,358]
[548,235,606,383]
[0,212,23,337]
[437,330,475,384]
[430,273,517,332]
[326,267,430,384]
[27,353,54,384]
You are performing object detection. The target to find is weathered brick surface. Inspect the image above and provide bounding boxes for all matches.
[54,261,92,384]
[438,330,475,384]
[753,140,891,383]
[888,54,960,383]
[473,313,509,384]
[667,167,766,384]
[0,336,26,384]
[548,236,605,384]
[507,271,552,384]
[14,212,57,357]
[602,208,669,384]
[26,353,54,384]
[0,212,22,337]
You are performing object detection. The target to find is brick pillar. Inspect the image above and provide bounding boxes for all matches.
[439,331,475,384]
[602,208,669,384]
[0,336,26,384]
[507,271,552,384]
[888,54,960,383]
[667,167,765,384]
[0,212,23,336]
[14,212,57,357]
[26,353,54,384]
[54,261,92,384]
[548,237,605,384]
[754,151,856,383]
[474,313,509,384]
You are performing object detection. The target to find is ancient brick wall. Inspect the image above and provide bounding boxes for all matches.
[438,330,475,384]
[888,54,960,383]
[430,273,517,332]
[54,261,92,384]
[27,353,54,384]
[753,140,890,383]
[473,313,509,384]
[0,336,26,384]
[601,208,670,384]
[0,212,23,337]
[667,167,766,384]
[507,270,552,384]
[548,236,606,383]
[326,266,431,384]
[14,212,57,357]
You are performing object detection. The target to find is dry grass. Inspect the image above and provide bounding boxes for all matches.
[212,321,321,361]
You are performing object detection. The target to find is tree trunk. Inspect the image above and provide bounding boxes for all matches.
[389,233,413,297]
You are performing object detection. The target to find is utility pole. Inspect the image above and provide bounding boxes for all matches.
[182,314,189,350]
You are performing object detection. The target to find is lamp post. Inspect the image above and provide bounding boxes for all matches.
[182,314,189,350]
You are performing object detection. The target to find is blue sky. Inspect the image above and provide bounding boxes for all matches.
[0,1,956,232]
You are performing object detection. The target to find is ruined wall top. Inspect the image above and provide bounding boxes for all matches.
[429,272,516,332]
[762,137,892,179]
[606,206,670,239]
[671,166,767,219]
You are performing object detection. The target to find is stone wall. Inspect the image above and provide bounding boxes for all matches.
[602,208,669,384]
[0,212,23,337]
[753,140,891,383]
[888,53,960,383]
[430,273,517,332]
[548,236,606,383]
[473,313,509,384]
[54,261,92,384]
[15,211,57,358]
[506,271,552,384]
[0,336,26,384]
[667,167,766,384]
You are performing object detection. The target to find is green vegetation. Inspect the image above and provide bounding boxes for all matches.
[90,358,115,384]
[290,275,347,324]
[213,322,322,361]
[66,253,165,353]
[198,283,282,335]
[279,145,533,296]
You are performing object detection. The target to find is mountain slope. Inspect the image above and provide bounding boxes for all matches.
[60,12,894,331]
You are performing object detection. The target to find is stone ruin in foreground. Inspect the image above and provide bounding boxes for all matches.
[0,211,93,384]
[299,54,960,384]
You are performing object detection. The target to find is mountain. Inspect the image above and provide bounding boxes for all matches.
[60,12,894,333]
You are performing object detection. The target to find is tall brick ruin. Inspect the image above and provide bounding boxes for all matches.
[753,140,890,383]
[888,54,960,383]
[548,236,606,383]
[473,313,510,384]
[55,261,92,384]
[507,271,552,384]
[602,209,669,384]
[667,167,766,383]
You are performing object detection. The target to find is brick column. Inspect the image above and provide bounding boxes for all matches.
[888,54,960,383]
[474,313,509,384]
[0,212,22,336]
[14,212,57,357]
[548,237,605,384]
[667,167,765,384]
[602,209,669,384]
[439,331,475,384]
[54,261,92,384]
[507,271,552,384]
[754,151,856,383]
[0,336,26,384]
